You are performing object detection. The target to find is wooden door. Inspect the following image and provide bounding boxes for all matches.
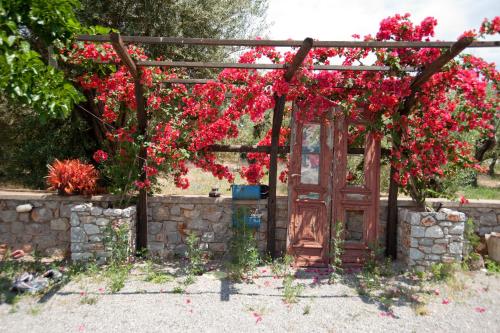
[332,114,380,267]
[287,108,333,266]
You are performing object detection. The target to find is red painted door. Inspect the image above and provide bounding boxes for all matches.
[287,108,333,266]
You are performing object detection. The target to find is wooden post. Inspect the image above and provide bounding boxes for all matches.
[135,77,148,252]
[267,38,313,257]
[110,32,148,253]
[267,94,287,257]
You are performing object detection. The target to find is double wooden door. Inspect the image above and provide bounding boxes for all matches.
[287,107,380,267]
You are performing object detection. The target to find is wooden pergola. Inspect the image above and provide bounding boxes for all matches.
[76,33,500,258]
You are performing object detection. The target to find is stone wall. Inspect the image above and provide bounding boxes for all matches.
[0,191,116,257]
[1,190,499,262]
[70,203,136,263]
[398,208,466,270]
[146,196,288,258]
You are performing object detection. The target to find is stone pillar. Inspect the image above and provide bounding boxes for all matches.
[70,203,136,263]
[398,208,465,271]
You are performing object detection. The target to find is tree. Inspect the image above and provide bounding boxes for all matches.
[0,0,85,121]
[77,0,269,61]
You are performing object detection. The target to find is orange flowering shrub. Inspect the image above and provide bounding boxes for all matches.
[46,159,99,195]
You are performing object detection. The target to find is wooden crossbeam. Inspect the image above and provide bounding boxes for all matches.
[207,144,289,153]
[138,60,417,72]
[109,33,138,79]
[77,34,500,49]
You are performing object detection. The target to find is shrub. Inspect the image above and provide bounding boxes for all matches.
[185,232,204,276]
[46,159,99,195]
[227,218,260,281]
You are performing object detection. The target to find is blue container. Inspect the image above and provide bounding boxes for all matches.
[232,214,261,229]
[231,185,262,200]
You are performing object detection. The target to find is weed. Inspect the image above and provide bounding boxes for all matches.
[105,264,130,293]
[183,274,196,286]
[302,304,311,315]
[413,303,430,316]
[143,260,174,284]
[227,219,260,281]
[429,263,459,282]
[485,258,500,274]
[270,255,293,278]
[80,294,98,305]
[329,222,344,283]
[172,285,185,294]
[185,232,204,276]
[282,275,304,304]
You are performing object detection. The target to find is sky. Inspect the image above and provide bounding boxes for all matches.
[266,0,500,66]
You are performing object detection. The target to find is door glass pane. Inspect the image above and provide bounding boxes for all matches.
[345,210,364,242]
[346,154,365,186]
[301,124,321,184]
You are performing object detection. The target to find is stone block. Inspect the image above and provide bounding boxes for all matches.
[167,232,182,244]
[60,204,73,218]
[170,205,181,216]
[148,222,163,235]
[201,231,215,242]
[18,213,29,222]
[89,234,103,242]
[122,207,136,218]
[16,204,33,213]
[72,204,91,212]
[70,213,80,226]
[419,238,434,246]
[0,210,17,223]
[431,244,446,254]
[183,209,200,219]
[152,206,170,220]
[449,242,463,254]
[80,216,96,224]
[480,213,497,226]
[83,223,100,235]
[449,224,464,235]
[90,206,103,216]
[179,204,194,210]
[164,221,178,232]
[71,227,87,242]
[11,222,24,234]
[71,243,83,252]
[50,218,69,231]
[209,243,226,252]
[203,211,222,222]
[212,223,227,235]
[148,241,165,251]
[421,216,436,227]
[71,252,93,261]
[96,218,109,226]
[411,226,425,237]
[26,223,45,235]
[188,218,206,230]
[409,248,424,260]
[425,226,444,238]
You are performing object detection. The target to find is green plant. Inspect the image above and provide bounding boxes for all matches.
[429,263,459,282]
[227,215,260,281]
[143,260,174,284]
[271,255,293,278]
[79,294,98,305]
[302,304,311,315]
[464,218,481,256]
[185,232,204,276]
[329,222,344,283]
[485,258,500,273]
[172,285,185,294]
[282,275,304,304]
[105,264,130,293]
[103,221,131,265]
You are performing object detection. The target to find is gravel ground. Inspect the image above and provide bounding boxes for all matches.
[0,265,499,333]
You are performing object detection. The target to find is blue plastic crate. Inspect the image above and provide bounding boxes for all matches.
[232,214,261,229]
[231,185,262,200]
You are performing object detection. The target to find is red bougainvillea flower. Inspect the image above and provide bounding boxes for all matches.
[475,306,486,313]
[459,196,469,205]
[442,298,450,305]
[253,312,263,323]
[93,150,108,163]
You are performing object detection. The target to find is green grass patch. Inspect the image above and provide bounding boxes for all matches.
[458,186,500,200]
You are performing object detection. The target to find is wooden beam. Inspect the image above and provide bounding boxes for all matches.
[410,37,474,92]
[134,74,148,253]
[110,32,138,79]
[77,34,500,48]
[284,38,313,80]
[138,60,417,72]
[207,144,289,153]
